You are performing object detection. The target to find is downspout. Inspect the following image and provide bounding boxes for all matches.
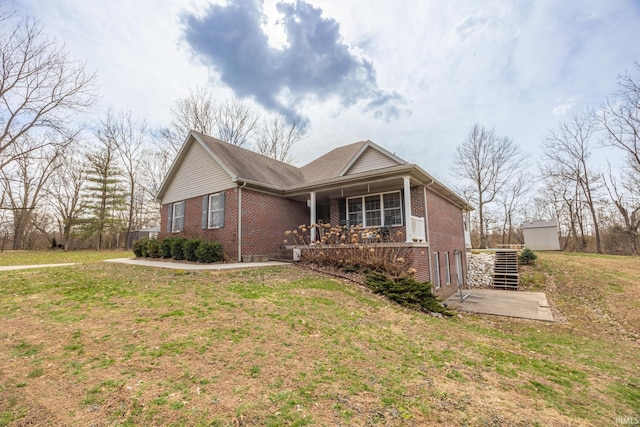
[237,181,247,262]
[424,179,435,283]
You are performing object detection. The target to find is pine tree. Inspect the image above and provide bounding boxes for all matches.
[84,138,127,251]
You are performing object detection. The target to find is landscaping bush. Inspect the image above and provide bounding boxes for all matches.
[195,241,223,263]
[160,237,175,258]
[284,223,410,278]
[140,239,151,257]
[184,238,202,262]
[364,272,452,316]
[519,248,538,265]
[170,237,187,261]
[133,239,148,257]
[147,239,161,258]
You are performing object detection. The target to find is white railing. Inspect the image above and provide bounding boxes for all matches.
[411,216,426,242]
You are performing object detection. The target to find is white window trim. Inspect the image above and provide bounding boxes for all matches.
[346,190,403,227]
[208,193,224,229]
[433,252,441,289]
[172,201,184,233]
[445,252,451,284]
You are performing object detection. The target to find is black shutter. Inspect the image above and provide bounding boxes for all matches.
[338,199,346,226]
[202,196,209,229]
[166,204,173,233]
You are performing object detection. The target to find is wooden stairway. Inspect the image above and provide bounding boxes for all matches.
[492,250,519,290]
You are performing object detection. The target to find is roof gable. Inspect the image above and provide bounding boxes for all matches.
[161,138,236,204]
[300,140,406,182]
[343,144,404,175]
[193,131,305,189]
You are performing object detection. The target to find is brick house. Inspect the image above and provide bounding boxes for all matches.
[156,130,473,298]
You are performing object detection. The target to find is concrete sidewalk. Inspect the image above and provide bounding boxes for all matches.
[104,258,290,271]
[445,288,554,322]
[0,263,78,271]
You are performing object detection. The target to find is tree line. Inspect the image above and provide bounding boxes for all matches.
[454,64,640,255]
[0,9,307,251]
[1,8,638,255]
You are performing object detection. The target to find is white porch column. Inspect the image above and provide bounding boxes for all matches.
[403,176,413,242]
[310,191,317,243]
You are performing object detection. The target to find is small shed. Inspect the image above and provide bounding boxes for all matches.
[522,220,560,250]
[127,227,160,249]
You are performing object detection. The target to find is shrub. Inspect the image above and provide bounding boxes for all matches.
[195,241,223,263]
[519,248,538,265]
[147,239,161,258]
[364,272,452,316]
[170,237,187,261]
[132,239,148,257]
[184,238,202,262]
[160,237,175,258]
[284,223,410,277]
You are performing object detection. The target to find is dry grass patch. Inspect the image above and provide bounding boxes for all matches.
[0,252,638,426]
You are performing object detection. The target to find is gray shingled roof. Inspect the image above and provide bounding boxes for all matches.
[194,131,305,189]
[299,141,368,182]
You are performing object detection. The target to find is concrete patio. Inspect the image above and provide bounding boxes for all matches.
[445,288,554,322]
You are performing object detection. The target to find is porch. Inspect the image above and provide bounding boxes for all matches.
[284,174,429,244]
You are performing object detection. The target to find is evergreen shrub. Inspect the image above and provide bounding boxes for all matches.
[519,248,538,265]
[170,237,187,260]
[195,241,223,263]
[184,238,202,262]
[364,272,452,316]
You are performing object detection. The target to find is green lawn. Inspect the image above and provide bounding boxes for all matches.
[0,251,638,426]
[0,249,129,266]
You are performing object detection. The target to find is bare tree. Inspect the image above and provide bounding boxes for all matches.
[155,87,218,157]
[453,124,526,248]
[255,113,307,163]
[603,166,640,255]
[47,150,88,250]
[597,63,640,176]
[99,110,148,248]
[0,9,96,170]
[498,172,531,244]
[215,97,259,147]
[543,115,603,253]
[0,134,69,249]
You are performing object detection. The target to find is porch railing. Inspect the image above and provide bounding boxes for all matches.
[411,216,426,242]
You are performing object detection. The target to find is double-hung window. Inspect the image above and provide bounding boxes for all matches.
[433,252,441,289]
[445,252,451,284]
[347,198,363,226]
[208,193,224,228]
[171,201,184,233]
[346,191,402,227]
[383,192,402,225]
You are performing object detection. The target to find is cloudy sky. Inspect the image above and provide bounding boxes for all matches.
[6,0,640,185]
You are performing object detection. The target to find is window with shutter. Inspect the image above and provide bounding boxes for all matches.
[208,193,225,228]
[172,201,184,232]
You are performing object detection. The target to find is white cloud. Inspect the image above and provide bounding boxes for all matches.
[552,96,577,117]
[6,0,640,181]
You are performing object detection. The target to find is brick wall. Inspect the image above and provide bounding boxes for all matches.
[159,188,240,260]
[159,187,308,261]
[425,188,467,299]
[410,186,426,218]
[240,189,309,259]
